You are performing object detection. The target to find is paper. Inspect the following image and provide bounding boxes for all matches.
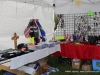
[75,62,79,65]
[29,37,34,43]
[55,36,65,40]
[88,11,94,16]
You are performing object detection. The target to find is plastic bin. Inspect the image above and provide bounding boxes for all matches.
[92,60,100,71]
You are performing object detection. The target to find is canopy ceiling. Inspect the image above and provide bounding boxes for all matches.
[7,0,100,7]
[4,0,100,14]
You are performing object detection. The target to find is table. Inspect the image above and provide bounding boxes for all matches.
[0,44,60,69]
[0,44,60,75]
[54,43,100,59]
[0,63,26,75]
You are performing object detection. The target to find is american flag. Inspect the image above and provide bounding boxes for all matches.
[24,23,30,38]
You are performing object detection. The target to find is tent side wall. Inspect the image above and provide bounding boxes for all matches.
[0,1,54,50]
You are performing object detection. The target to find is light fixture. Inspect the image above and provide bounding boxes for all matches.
[75,0,82,6]
[53,4,55,7]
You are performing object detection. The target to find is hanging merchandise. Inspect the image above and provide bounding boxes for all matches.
[55,12,100,43]
[32,20,39,38]
[57,14,64,28]
[24,25,30,38]
[24,19,46,44]
[29,37,35,43]
[88,34,96,45]
[28,20,39,45]
[88,11,94,16]
[36,20,46,42]
[29,25,35,37]
[73,33,77,41]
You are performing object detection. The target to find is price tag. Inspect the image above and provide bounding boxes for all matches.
[75,62,79,65]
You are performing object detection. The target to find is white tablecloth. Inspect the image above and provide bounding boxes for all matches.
[10,44,60,69]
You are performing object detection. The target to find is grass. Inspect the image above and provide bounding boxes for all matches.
[0,70,6,75]
[47,56,100,75]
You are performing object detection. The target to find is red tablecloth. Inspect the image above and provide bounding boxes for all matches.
[54,43,100,59]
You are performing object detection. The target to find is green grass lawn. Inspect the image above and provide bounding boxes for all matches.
[0,56,100,75]
[0,70,6,75]
[47,56,100,75]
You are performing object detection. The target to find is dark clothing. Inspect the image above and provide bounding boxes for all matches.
[29,26,39,38]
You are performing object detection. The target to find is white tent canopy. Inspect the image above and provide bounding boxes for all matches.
[9,0,100,14]
[0,0,54,50]
[0,0,100,49]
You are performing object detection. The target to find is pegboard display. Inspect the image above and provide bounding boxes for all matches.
[74,13,88,36]
[65,14,75,34]
[88,12,100,36]
[54,12,100,40]
[54,14,74,39]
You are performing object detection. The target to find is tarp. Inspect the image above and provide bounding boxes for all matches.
[0,1,54,50]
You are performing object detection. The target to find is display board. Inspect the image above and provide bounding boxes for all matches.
[55,12,100,40]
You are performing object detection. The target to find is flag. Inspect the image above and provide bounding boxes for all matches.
[24,23,31,38]
[36,20,46,42]
[36,20,46,36]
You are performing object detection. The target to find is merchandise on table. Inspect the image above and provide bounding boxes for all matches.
[0,49,34,60]
[34,42,57,50]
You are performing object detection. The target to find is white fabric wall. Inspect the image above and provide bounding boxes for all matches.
[0,1,54,50]
[55,1,100,14]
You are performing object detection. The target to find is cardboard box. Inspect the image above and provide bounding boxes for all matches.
[72,59,86,69]
[82,60,91,71]
[35,59,50,75]
[35,64,50,75]
[82,64,91,71]
[0,58,50,75]
[72,61,81,69]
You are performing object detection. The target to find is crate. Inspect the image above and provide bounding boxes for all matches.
[92,60,100,71]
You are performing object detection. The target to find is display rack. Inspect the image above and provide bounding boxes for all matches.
[55,12,100,40]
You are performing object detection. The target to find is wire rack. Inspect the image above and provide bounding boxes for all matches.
[54,12,100,40]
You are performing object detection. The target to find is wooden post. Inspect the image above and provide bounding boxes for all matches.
[11,33,19,49]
